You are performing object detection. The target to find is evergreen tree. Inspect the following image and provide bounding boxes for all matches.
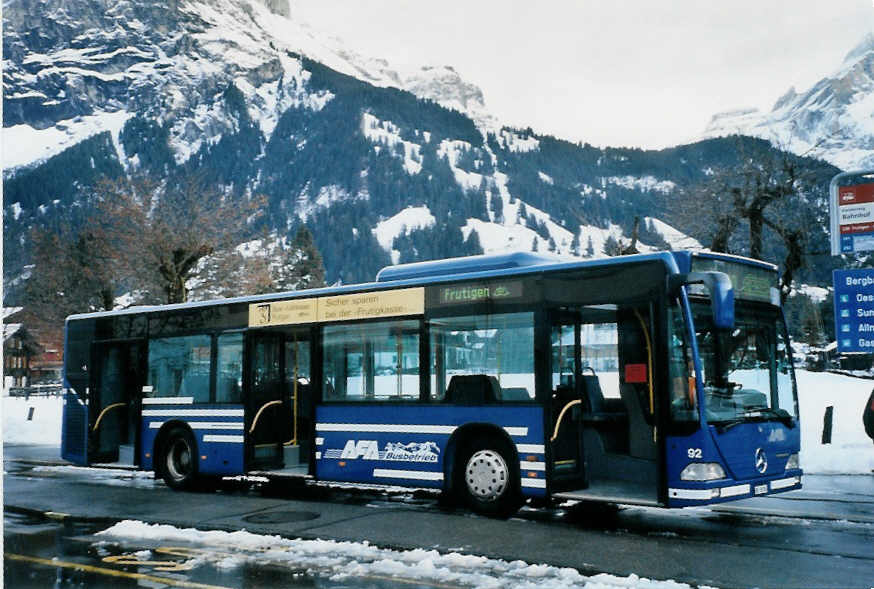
[274,225,327,290]
[569,232,580,256]
[603,235,621,256]
[464,228,483,256]
[586,236,595,257]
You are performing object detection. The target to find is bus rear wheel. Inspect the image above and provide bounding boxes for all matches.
[457,437,520,517]
[159,427,199,491]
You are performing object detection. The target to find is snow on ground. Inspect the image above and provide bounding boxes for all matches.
[496,129,540,153]
[2,395,62,446]
[437,139,483,191]
[361,113,423,175]
[462,218,557,255]
[2,370,872,473]
[795,369,874,474]
[643,217,702,250]
[96,519,712,589]
[373,206,437,264]
[2,110,132,171]
[794,284,831,304]
[606,176,676,194]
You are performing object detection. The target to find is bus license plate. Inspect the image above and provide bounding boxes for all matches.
[754,484,768,495]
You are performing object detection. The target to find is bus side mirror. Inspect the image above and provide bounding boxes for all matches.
[668,271,735,329]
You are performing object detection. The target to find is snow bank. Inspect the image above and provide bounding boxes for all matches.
[2,395,62,445]
[96,520,711,589]
[796,370,874,474]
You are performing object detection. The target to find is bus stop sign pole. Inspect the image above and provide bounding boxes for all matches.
[830,170,874,256]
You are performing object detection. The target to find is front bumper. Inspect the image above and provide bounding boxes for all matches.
[667,471,802,507]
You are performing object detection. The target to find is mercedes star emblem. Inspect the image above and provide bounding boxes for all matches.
[755,448,768,474]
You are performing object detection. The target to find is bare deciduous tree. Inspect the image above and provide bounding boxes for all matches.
[668,138,833,302]
[94,174,265,304]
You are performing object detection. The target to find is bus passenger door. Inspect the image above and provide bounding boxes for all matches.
[90,341,142,465]
[247,330,312,472]
[247,333,286,470]
[549,312,585,486]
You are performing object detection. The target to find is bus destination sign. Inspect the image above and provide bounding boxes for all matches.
[833,269,874,353]
[436,281,523,305]
[691,257,778,304]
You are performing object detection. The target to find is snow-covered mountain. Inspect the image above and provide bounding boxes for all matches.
[4,0,836,296]
[2,0,495,171]
[702,34,874,171]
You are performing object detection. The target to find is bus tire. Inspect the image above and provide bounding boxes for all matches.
[457,436,521,517]
[158,427,199,491]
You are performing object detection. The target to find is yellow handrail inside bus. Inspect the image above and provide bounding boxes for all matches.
[92,402,125,432]
[285,347,299,447]
[633,310,654,415]
[550,399,582,442]
[633,309,656,442]
[249,399,282,434]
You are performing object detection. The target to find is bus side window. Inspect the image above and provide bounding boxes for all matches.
[322,320,420,402]
[429,312,535,402]
[216,333,243,403]
[147,335,211,403]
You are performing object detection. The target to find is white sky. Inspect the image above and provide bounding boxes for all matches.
[294,1,874,149]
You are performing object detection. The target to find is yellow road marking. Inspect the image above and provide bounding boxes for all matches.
[102,554,194,572]
[359,573,463,589]
[6,553,230,589]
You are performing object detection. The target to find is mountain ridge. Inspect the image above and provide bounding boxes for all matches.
[702,33,874,171]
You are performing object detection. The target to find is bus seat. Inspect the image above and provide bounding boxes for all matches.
[446,375,500,404]
[620,383,657,460]
[179,373,210,402]
[581,375,625,418]
[581,374,605,413]
[501,387,531,401]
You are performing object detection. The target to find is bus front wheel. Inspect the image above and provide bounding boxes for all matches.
[158,427,199,491]
[457,437,520,517]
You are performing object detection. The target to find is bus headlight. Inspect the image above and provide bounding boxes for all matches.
[680,462,726,481]
[784,453,799,470]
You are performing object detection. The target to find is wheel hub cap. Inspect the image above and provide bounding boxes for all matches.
[167,440,192,480]
[465,449,508,502]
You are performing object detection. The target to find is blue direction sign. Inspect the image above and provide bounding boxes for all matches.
[833,269,874,353]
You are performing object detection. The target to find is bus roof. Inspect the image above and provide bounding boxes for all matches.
[64,250,772,323]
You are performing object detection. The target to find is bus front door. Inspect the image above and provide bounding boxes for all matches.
[90,341,142,465]
[247,331,312,472]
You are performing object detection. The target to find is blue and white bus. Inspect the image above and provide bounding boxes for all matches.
[62,251,801,515]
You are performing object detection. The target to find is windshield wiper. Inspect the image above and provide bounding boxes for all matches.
[714,418,746,433]
[743,406,795,428]
[713,407,794,433]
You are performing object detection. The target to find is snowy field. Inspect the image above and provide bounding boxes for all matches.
[3,394,63,446]
[3,369,873,473]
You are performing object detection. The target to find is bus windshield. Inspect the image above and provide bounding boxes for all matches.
[691,302,797,427]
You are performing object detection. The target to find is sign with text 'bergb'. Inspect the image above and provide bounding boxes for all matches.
[833,269,874,353]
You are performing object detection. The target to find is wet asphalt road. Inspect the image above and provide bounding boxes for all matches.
[4,510,435,589]
[4,445,874,589]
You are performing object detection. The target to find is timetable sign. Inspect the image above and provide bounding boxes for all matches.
[830,172,874,255]
[833,269,874,353]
